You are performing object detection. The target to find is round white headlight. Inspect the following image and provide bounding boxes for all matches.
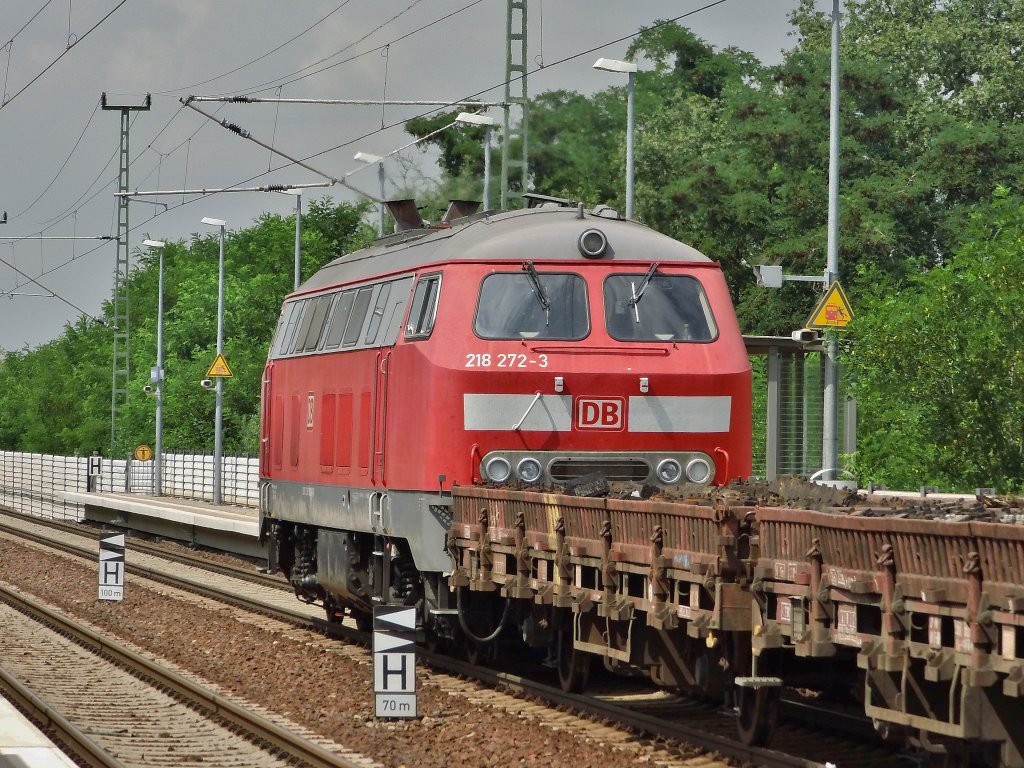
[656,458,682,484]
[685,458,712,484]
[517,457,543,483]
[484,456,512,483]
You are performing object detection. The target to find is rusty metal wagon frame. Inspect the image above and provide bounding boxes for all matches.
[754,506,1024,762]
[447,485,755,687]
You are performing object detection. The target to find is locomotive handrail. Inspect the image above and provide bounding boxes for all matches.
[527,345,669,356]
[511,391,543,431]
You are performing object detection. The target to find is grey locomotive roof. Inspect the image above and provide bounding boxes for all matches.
[295,205,713,296]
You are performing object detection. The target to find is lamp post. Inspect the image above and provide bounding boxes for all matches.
[456,112,499,211]
[142,239,165,496]
[593,58,638,219]
[280,189,302,290]
[353,152,386,236]
[200,216,226,505]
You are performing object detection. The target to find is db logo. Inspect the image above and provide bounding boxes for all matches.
[576,398,624,430]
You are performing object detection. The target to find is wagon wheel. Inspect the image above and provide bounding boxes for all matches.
[351,609,373,633]
[736,684,780,746]
[557,627,590,694]
[465,639,494,666]
[323,595,345,624]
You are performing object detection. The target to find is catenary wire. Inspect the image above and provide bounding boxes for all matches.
[0,0,129,114]
[152,0,357,96]
[3,0,733,327]
[9,101,100,222]
[3,0,57,49]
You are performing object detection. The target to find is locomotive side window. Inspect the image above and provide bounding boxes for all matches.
[377,276,413,346]
[475,271,589,340]
[343,287,374,347]
[604,273,718,342]
[405,274,442,340]
[291,298,319,354]
[301,294,335,352]
[324,291,355,349]
[272,301,304,357]
[363,282,392,344]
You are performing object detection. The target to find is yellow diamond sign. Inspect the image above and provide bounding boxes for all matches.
[805,281,853,331]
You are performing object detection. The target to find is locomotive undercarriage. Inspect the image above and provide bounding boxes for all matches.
[270,520,432,630]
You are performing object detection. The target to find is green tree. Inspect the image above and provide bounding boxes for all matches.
[0,199,372,458]
[845,189,1024,492]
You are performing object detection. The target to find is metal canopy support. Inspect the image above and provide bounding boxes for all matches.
[765,346,780,480]
[102,93,150,452]
[500,0,528,209]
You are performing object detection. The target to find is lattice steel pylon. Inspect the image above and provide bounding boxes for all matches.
[101,93,150,452]
[500,0,528,209]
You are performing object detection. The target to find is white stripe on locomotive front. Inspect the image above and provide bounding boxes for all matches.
[464,394,573,431]
[462,394,731,432]
[627,395,731,433]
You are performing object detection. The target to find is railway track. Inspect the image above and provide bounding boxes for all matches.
[0,581,365,768]
[0,507,912,768]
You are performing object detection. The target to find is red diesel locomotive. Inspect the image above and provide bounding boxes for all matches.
[259,197,751,633]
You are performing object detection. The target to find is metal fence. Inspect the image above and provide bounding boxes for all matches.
[749,345,855,481]
[0,450,259,520]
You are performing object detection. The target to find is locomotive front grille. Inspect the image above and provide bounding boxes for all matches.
[548,459,650,483]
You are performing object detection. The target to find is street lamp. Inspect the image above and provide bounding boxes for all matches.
[593,57,638,219]
[200,216,226,506]
[142,239,165,497]
[456,112,499,211]
[353,152,386,236]
[280,190,302,290]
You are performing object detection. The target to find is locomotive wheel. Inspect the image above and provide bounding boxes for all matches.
[736,685,780,746]
[557,628,590,694]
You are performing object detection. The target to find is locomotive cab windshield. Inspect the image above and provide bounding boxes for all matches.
[475,268,589,340]
[605,271,718,342]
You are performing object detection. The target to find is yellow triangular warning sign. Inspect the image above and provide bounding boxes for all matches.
[207,353,233,378]
[805,280,854,331]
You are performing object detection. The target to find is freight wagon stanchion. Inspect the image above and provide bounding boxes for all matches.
[510,510,532,599]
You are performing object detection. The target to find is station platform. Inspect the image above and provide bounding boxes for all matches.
[0,694,78,767]
[60,490,267,559]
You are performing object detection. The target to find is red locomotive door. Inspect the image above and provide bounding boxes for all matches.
[259,362,274,476]
[371,350,390,486]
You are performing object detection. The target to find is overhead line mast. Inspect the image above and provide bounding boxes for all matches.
[501,0,528,209]
[101,92,150,453]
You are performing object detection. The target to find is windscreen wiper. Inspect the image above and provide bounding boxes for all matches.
[628,262,659,322]
[522,261,551,326]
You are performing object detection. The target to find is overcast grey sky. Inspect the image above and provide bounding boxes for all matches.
[0,0,828,352]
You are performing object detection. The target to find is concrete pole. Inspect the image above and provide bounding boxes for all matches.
[822,0,842,480]
[293,191,302,290]
[625,70,636,220]
[377,162,386,237]
[482,125,493,211]
[214,222,225,505]
[155,244,165,496]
